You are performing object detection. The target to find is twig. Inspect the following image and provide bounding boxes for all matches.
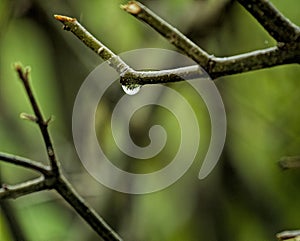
[122,1,300,79]
[0,65,124,241]
[54,7,300,81]
[277,230,300,240]
[0,176,50,199]
[121,1,212,69]
[54,15,206,85]
[237,0,300,42]
[278,156,300,170]
[15,64,59,173]
[0,152,51,176]
[0,174,29,241]
[54,176,122,241]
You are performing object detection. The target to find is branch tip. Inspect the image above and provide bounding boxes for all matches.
[20,112,38,122]
[54,14,76,23]
[121,1,141,15]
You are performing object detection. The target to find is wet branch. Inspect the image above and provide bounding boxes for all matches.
[122,1,300,79]
[54,1,299,82]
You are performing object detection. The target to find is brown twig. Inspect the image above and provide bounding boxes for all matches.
[54,1,300,82]
[122,1,300,79]
[54,14,207,86]
[278,156,300,170]
[0,152,51,176]
[15,64,59,174]
[0,65,123,241]
[237,0,300,42]
[0,177,51,199]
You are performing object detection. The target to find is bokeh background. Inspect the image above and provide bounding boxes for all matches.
[1,0,300,240]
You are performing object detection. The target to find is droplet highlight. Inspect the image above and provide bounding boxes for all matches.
[122,84,141,95]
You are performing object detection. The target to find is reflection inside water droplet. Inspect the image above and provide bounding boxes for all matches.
[122,84,141,95]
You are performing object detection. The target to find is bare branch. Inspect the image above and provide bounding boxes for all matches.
[55,176,123,241]
[14,64,60,173]
[237,0,300,42]
[11,64,123,241]
[121,1,211,68]
[54,2,300,82]
[0,177,50,199]
[278,156,300,170]
[54,14,207,85]
[54,15,129,75]
[122,1,300,79]
[277,230,300,240]
[0,152,51,176]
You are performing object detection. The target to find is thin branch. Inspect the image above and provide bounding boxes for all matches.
[55,2,300,82]
[278,156,300,170]
[54,15,129,75]
[276,230,300,240]
[55,176,123,241]
[237,0,300,42]
[121,1,211,68]
[0,152,51,176]
[0,159,123,240]
[0,176,51,199]
[9,64,124,241]
[54,14,207,85]
[121,65,208,86]
[15,64,59,173]
[122,1,300,79]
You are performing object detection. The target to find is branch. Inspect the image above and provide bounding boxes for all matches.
[54,1,300,81]
[277,230,300,240]
[15,64,59,173]
[0,65,124,241]
[0,152,51,176]
[0,162,123,240]
[122,1,300,78]
[0,177,50,199]
[278,156,300,170]
[54,15,207,86]
[237,0,300,42]
[54,176,123,241]
[54,15,129,75]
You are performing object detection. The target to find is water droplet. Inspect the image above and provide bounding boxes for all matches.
[122,84,141,95]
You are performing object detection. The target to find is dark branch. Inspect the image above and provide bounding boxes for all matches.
[54,15,207,85]
[55,176,123,241]
[121,2,211,69]
[122,1,300,79]
[237,0,300,42]
[0,152,51,176]
[15,64,60,173]
[0,177,50,199]
[54,15,129,75]
[276,230,300,240]
[7,64,124,241]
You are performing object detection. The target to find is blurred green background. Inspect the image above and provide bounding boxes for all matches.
[1,0,300,240]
